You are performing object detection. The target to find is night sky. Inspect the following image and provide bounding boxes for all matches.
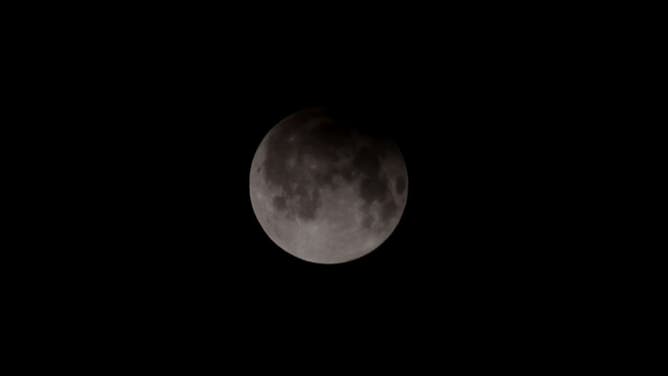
[83,46,572,329]
[28,7,604,363]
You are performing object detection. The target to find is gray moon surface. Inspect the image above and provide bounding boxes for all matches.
[249,108,408,264]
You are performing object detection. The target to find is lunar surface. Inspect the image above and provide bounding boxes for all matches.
[249,108,408,264]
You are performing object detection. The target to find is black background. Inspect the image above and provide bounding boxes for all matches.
[17,5,618,365]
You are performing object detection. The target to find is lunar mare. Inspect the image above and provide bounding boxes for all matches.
[250,108,408,264]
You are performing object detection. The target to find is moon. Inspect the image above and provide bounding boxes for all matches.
[249,108,408,264]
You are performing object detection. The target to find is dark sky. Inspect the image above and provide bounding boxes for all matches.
[79,45,574,328]
[29,7,609,362]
